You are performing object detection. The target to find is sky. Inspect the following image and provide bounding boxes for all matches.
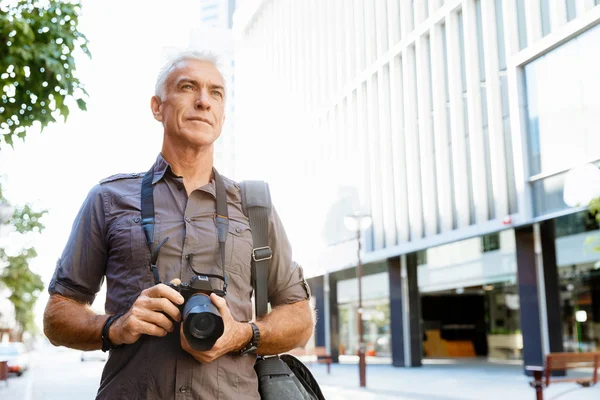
[0,0,325,327]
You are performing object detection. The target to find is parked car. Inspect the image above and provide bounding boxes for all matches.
[0,342,31,376]
[80,349,107,362]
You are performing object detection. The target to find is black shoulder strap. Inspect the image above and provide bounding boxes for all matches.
[240,180,272,319]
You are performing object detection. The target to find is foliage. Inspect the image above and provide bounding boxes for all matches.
[589,197,600,252]
[590,197,600,224]
[0,182,47,335]
[0,0,90,148]
[0,248,44,334]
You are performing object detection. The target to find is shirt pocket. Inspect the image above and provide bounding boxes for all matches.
[127,216,156,294]
[224,219,253,277]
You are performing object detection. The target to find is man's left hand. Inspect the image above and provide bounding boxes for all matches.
[180,293,251,363]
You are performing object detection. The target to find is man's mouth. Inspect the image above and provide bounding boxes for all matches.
[188,117,212,126]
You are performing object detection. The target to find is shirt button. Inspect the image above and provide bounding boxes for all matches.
[133,217,141,223]
[185,217,191,223]
[179,386,188,393]
[235,227,242,233]
[185,254,190,259]
[177,184,183,190]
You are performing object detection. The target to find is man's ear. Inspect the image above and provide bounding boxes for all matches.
[150,96,163,122]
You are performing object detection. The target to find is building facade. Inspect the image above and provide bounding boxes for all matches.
[234,0,600,369]
[197,0,238,178]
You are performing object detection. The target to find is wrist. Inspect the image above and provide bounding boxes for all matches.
[236,322,253,351]
[237,322,260,356]
[107,316,122,346]
[102,312,124,351]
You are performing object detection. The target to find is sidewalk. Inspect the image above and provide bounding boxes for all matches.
[307,359,600,400]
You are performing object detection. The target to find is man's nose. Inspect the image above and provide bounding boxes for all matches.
[195,90,211,110]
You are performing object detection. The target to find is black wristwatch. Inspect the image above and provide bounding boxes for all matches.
[238,322,260,356]
[101,312,124,352]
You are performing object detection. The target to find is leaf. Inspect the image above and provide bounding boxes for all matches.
[0,0,90,148]
[76,98,87,111]
[4,133,14,148]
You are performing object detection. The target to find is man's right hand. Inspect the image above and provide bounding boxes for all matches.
[109,282,184,345]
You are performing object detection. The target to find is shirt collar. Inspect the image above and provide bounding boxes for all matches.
[150,153,171,184]
[150,153,223,199]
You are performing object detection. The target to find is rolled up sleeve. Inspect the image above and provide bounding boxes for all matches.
[267,206,311,308]
[48,184,107,305]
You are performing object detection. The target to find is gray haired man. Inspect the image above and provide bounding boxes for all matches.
[44,51,314,399]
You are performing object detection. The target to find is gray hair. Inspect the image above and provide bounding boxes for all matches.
[154,50,226,101]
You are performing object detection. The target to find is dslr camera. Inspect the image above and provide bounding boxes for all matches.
[166,275,224,351]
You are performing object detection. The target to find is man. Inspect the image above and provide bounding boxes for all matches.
[43,51,314,400]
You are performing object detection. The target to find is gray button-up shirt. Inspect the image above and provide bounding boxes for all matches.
[49,154,310,400]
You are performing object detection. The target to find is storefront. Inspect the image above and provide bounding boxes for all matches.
[555,212,600,353]
[336,270,391,359]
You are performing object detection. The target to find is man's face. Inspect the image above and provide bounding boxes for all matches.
[152,59,226,148]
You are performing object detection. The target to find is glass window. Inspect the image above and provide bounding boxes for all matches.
[532,172,568,216]
[555,210,600,239]
[559,271,600,353]
[475,0,486,82]
[441,23,457,228]
[504,118,519,214]
[481,233,501,252]
[516,0,528,50]
[458,10,476,225]
[495,0,507,70]
[566,0,577,22]
[525,23,600,178]
[417,249,428,265]
[540,0,551,37]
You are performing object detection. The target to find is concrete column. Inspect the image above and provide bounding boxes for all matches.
[388,254,422,367]
[515,221,563,375]
[307,275,326,348]
[328,272,340,363]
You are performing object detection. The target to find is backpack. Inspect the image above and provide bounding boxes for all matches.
[240,181,326,400]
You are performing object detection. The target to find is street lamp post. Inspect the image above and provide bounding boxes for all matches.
[344,213,372,388]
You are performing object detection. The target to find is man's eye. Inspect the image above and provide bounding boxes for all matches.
[212,91,223,98]
[182,84,194,90]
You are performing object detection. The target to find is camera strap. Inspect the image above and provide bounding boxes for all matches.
[141,166,230,292]
[240,181,272,318]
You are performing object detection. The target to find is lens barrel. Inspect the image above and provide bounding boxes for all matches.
[182,294,224,351]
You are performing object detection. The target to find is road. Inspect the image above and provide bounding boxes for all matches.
[3,347,600,400]
[0,345,104,400]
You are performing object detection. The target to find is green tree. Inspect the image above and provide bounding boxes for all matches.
[0,0,90,148]
[589,197,600,253]
[0,182,46,337]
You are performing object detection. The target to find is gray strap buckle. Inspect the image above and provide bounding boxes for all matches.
[253,246,273,262]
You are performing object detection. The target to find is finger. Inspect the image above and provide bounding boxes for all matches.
[144,297,182,322]
[137,308,175,332]
[145,283,184,305]
[135,320,169,337]
[170,278,182,285]
[210,293,227,311]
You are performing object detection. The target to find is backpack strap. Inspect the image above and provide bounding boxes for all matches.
[240,181,272,319]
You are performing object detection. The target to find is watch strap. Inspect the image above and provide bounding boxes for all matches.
[238,322,260,356]
[101,312,124,352]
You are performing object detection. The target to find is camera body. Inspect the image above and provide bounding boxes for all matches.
[166,275,217,301]
[166,275,224,351]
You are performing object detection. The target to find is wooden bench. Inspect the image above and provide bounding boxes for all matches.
[527,352,600,400]
[0,360,8,386]
[288,346,333,374]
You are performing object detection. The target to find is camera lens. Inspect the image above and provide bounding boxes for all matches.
[189,313,217,339]
[182,294,224,351]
